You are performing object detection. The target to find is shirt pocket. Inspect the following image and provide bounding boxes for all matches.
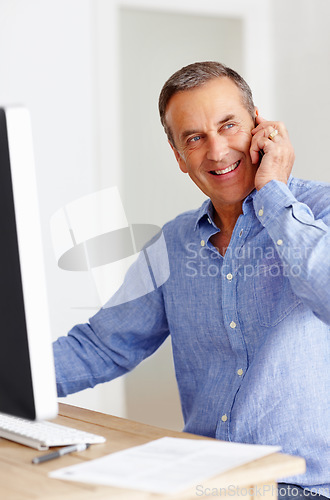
[253,261,301,327]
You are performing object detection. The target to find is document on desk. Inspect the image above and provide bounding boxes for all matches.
[49,437,280,494]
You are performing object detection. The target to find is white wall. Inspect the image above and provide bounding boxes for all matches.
[272,0,330,183]
[0,0,126,417]
[0,0,97,332]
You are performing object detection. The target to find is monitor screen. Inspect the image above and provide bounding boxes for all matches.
[0,106,57,420]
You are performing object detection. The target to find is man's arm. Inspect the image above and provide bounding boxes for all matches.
[53,259,170,397]
[249,114,330,323]
[253,179,330,325]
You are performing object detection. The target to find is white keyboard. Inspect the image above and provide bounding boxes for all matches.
[0,412,106,450]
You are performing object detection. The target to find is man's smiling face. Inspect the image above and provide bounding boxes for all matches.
[165,77,258,212]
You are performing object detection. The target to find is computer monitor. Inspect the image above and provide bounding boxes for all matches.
[0,106,58,421]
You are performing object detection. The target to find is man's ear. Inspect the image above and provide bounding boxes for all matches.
[254,106,259,125]
[169,141,188,173]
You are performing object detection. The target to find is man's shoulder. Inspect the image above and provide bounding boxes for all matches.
[289,176,330,195]
[162,199,209,235]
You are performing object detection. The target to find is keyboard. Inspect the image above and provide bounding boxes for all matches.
[0,412,106,450]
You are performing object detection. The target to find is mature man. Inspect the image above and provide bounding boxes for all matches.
[54,62,330,498]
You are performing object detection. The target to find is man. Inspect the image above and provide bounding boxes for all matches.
[54,62,330,498]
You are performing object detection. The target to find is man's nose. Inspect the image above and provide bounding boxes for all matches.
[206,135,229,162]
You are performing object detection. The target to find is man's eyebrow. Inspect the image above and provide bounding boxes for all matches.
[179,114,236,142]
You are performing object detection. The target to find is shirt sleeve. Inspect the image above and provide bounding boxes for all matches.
[253,179,330,325]
[53,255,170,397]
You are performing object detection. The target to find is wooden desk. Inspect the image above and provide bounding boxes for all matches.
[0,403,305,500]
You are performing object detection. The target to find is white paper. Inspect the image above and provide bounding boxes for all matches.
[49,437,280,495]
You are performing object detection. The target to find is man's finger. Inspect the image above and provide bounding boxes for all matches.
[255,114,267,126]
[250,137,265,164]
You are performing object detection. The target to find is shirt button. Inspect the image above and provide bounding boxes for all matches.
[258,208,264,217]
[239,229,243,237]
[201,240,205,247]
[226,273,233,281]
[221,414,228,422]
[230,321,236,329]
[237,369,244,376]
[277,239,283,246]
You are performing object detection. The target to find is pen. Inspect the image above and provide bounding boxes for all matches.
[32,443,90,464]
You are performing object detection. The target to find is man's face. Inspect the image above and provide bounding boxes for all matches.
[165,77,258,211]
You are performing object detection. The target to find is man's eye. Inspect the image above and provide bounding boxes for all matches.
[188,135,201,143]
[223,123,234,130]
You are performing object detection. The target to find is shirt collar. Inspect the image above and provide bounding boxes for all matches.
[242,188,257,214]
[193,176,295,230]
[194,199,214,231]
[195,188,258,230]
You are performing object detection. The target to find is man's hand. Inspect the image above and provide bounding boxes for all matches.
[250,115,295,191]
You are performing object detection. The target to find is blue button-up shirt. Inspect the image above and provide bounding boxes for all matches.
[54,178,330,495]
